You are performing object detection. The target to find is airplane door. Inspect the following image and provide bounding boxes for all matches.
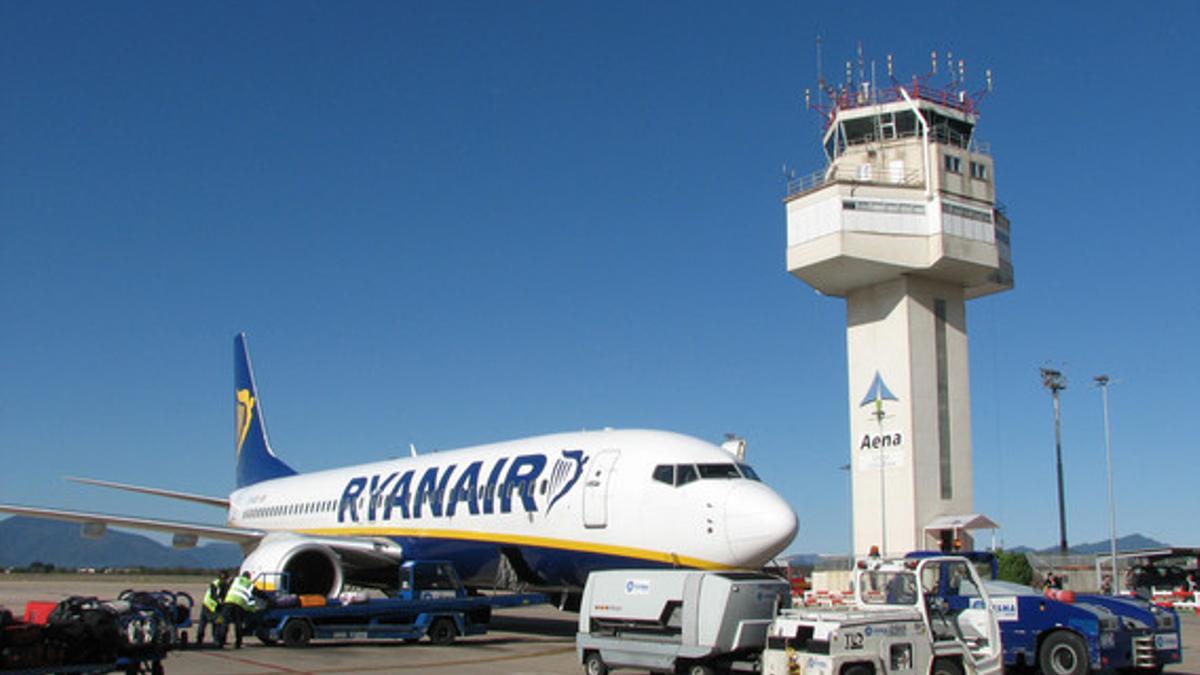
[583,449,620,529]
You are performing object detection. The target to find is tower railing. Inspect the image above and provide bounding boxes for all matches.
[824,82,983,122]
[786,166,925,200]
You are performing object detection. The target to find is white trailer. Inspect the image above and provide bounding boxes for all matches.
[576,569,791,674]
[762,556,1002,675]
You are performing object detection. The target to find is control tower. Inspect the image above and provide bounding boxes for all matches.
[785,56,1011,556]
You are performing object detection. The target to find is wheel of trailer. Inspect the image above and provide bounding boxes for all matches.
[682,663,716,675]
[256,626,277,646]
[931,657,964,675]
[841,665,872,675]
[427,617,457,645]
[584,651,609,675]
[281,619,313,648]
[1039,631,1089,675]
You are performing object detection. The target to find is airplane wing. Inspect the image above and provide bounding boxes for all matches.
[0,504,401,569]
[65,476,230,509]
[0,503,262,546]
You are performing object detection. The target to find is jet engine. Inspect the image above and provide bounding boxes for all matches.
[238,532,405,596]
[239,532,344,596]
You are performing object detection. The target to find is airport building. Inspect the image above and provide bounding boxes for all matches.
[785,64,1011,556]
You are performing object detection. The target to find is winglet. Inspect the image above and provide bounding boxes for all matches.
[235,333,297,488]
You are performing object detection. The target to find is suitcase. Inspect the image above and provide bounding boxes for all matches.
[271,594,299,608]
[298,595,326,608]
[23,601,57,625]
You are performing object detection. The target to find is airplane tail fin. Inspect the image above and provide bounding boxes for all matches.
[235,333,297,488]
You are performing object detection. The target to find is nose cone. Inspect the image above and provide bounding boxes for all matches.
[724,483,798,567]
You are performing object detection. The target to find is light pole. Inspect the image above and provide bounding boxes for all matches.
[1096,375,1118,594]
[839,463,853,569]
[1040,367,1069,555]
[869,403,888,557]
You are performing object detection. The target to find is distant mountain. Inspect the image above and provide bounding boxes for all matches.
[784,533,1170,563]
[781,553,823,567]
[1003,534,1167,555]
[0,516,241,569]
[1064,534,1169,554]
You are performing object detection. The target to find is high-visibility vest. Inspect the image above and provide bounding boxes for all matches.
[224,575,255,610]
[202,579,222,612]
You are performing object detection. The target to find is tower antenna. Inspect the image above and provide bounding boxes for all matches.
[856,40,866,90]
[816,34,825,110]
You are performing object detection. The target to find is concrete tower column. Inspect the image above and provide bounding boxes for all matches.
[846,276,974,556]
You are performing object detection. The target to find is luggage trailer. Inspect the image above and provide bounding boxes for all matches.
[252,560,546,647]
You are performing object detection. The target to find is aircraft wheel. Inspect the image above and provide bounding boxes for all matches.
[427,617,457,645]
[1039,631,1089,675]
[584,651,609,675]
[931,657,965,675]
[281,619,312,648]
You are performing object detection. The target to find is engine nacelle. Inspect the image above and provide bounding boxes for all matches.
[240,532,344,596]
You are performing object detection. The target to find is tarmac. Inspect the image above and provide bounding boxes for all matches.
[1,574,1197,674]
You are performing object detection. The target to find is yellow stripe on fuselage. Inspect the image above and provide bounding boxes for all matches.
[298,526,732,571]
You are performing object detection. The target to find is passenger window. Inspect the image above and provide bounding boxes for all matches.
[652,465,674,485]
[676,464,698,486]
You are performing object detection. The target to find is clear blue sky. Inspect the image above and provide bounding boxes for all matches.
[2,2,1197,556]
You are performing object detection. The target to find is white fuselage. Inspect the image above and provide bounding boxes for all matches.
[227,429,797,588]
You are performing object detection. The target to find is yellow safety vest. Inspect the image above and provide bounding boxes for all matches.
[202,579,221,612]
[223,575,255,610]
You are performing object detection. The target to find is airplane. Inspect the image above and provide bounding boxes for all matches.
[0,334,798,605]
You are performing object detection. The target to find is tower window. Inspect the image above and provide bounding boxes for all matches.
[970,161,988,180]
[943,155,962,174]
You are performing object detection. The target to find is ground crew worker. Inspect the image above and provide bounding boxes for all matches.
[195,570,229,645]
[220,570,256,649]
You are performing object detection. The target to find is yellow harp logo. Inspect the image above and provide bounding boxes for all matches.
[236,388,255,457]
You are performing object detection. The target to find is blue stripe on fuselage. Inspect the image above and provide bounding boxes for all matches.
[387,535,678,589]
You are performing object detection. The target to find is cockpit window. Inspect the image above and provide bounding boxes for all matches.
[676,464,698,486]
[737,463,760,481]
[662,462,757,487]
[697,463,741,479]
[652,464,674,485]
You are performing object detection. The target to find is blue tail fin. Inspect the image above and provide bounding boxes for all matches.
[235,333,297,488]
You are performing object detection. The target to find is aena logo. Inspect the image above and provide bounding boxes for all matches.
[858,371,903,451]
